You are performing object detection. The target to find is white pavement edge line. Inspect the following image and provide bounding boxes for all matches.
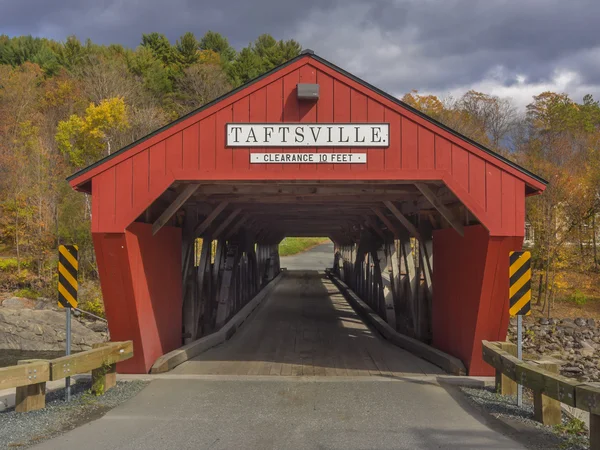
[326,270,467,376]
[150,271,286,374]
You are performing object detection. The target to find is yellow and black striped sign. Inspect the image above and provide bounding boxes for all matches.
[58,245,78,308]
[509,251,531,316]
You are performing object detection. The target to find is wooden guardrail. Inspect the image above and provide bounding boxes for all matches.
[483,340,600,448]
[0,341,133,412]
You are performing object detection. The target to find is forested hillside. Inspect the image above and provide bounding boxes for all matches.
[1,31,600,319]
[0,32,301,303]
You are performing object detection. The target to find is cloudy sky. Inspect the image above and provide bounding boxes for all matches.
[2,0,599,110]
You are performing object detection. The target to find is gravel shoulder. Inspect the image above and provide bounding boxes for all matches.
[0,379,148,449]
[460,386,589,450]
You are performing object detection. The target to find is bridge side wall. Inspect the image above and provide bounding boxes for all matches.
[432,225,523,375]
[93,223,182,373]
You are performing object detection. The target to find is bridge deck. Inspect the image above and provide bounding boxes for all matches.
[173,271,443,376]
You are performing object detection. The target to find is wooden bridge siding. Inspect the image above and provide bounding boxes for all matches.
[431,226,524,376]
[93,223,182,373]
[82,57,533,237]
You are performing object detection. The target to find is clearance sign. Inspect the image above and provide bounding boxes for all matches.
[226,123,389,163]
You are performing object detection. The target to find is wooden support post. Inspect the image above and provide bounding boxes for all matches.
[400,230,418,336]
[15,360,46,412]
[215,243,239,328]
[530,360,561,426]
[90,343,117,395]
[495,342,518,396]
[591,413,600,450]
[383,239,398,329]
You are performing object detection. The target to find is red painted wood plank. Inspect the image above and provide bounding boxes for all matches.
[435,135,451,172]
[501,171,516,235]
[451,144,469,192]
[485,162,502,229]
[266,78,284,172]
[233,95,250,171]
[351,88,368,172]
[515,179,526,237]
[333,79,351,173]
[401,117,418,170]
[299,64,317,172]
[215,106,233,172]
[316,69,334,172]
[418,126,435,170]
[182,124,199,171]
[199,114,216,172]
[115,158,133,227]
[165,133,183,177]
[132,149,150,214]
[149,141,167,198]
[249,87,267,171]
[384,108,401,170]
[468,154,486,210]
[367,98,385,171]
[96,168,116,230]
[282,69,301,172]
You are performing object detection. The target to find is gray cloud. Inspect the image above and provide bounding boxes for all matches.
[2,0,600,108]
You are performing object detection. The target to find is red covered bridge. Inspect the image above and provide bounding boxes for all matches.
[68,50,546,375]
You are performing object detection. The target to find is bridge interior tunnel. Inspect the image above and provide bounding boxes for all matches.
[107,178,520,376]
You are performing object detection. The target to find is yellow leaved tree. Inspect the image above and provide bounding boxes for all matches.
[56,97,129,167]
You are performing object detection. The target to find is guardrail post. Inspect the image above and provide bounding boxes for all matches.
[15,359,47,412]
[591,413,600,450]
[91,343,117,395]
[530,360,561,425]
[495,342,517,396]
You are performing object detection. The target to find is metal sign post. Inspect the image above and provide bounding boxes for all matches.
[58,244,79,402]
[509,250,531,408]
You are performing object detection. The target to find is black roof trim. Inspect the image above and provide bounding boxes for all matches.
[68,52,547,187]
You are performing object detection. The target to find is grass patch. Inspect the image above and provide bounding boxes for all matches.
[279,237,329,257]
[13,288,40,299]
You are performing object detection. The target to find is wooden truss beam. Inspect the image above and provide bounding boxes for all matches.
[194,201,229,237]
[152,184,200,235]
[383,201,420,238]
[415,183,464,237]
[213,208,242,239]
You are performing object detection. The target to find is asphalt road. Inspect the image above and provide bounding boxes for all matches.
[32,378,524,450]
[280,242,334,271]
[31,244,524,450]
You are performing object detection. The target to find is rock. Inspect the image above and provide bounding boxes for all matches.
[34,298,55,310]
[89,321,108,333]
[0,308,106,352]
[2,297,29,309]
[575,317,587,327]
[563,366,583,374]
[589,318,596,328]
[581,340,595,357]
[0,399,6,412]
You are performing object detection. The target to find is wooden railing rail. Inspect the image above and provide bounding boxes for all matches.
[483,340,600,448]
[0,340,133,412]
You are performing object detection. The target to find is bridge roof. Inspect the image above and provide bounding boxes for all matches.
[68,51,546,192]
[67,51,546,237]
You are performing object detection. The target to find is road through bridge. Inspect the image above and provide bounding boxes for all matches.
[32,246,526,450]
[67,50,546,379]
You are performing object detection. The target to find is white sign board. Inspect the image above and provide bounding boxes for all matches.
[227,123,389,147]
[250,153,366,164]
